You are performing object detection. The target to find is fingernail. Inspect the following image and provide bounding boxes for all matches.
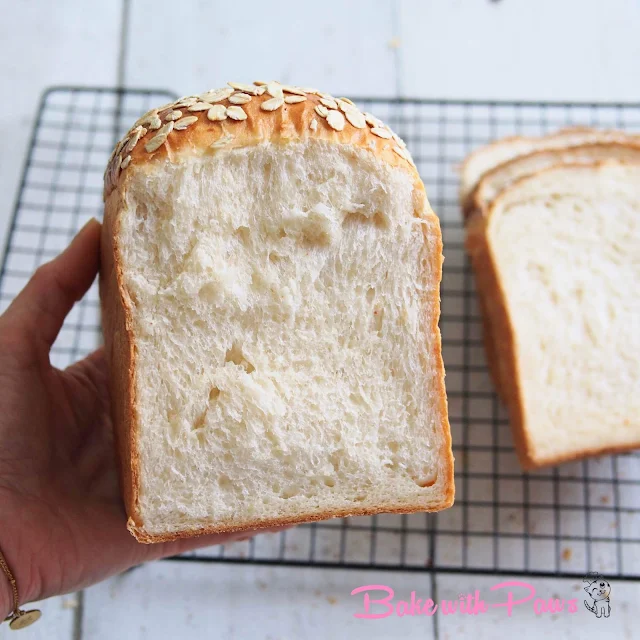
[78,217,100,233]
[69,218,100,243]
[58,219,100,258]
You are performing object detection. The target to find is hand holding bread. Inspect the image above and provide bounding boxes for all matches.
[0,220,274,620]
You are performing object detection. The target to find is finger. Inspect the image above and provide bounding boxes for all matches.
[3,218,101,351]
[61,347,111,457]
[65,346,107,386]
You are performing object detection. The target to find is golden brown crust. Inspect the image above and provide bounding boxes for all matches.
[466,212,528,463]
[422,209,455,509]
[475,291,508,404]
[99,188,142,531]
[466,161,640,469]
[102,81,453,542]
[104,83,417,200]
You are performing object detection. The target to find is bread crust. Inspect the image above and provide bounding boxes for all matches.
[425,212,456,511]
[105,87,418,200]
[100,188,144,532]
[466,211,528,462]
[101,82,454,542]
[466,161,640,469]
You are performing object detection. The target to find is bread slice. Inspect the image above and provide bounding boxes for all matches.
[100,82,454,542]
[459,127,640,206]
[466,162,640,468]
[466,143,640,399]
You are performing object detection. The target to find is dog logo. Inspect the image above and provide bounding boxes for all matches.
[583,572,611,618]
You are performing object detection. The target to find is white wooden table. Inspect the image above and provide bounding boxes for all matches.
[1,1,639,638]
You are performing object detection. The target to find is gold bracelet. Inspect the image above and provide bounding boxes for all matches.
[0,546,41,630]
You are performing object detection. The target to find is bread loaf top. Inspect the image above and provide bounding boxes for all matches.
[104,81,417,199]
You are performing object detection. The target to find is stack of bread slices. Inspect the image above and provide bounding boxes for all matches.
[461,128,640,469]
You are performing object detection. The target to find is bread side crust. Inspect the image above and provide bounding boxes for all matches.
[459,127,601,202]
[458,133,531,202]
[466,212,529,463]
[420,198,455,510]
[474,285,508,404]
[466,161,640,469]
[99,187,143,532]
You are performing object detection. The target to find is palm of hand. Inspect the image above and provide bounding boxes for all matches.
[0,338,128,599]
[0,220,256,610]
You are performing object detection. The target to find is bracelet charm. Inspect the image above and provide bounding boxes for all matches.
[8,609,42,630]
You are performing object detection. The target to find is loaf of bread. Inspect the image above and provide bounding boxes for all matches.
[466,161,640,468]
[99,81,454,542]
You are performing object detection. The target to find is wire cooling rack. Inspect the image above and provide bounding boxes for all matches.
[2,88,639,581]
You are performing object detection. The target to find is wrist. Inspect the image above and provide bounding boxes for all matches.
[0,564,11,620]
[0,490,38,620]
[0,539,17,621]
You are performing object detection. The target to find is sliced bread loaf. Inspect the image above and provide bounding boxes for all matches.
[100,82,455,542]
[466,162,640,468]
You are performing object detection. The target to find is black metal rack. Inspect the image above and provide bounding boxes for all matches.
[2,87,639,581]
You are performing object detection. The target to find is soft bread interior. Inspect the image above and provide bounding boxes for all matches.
[487,164,640,464]
[119,140,450,535]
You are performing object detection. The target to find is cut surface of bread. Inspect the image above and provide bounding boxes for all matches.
[101,83,454,542]
[459,127,640,205]
[466,162,640,468]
